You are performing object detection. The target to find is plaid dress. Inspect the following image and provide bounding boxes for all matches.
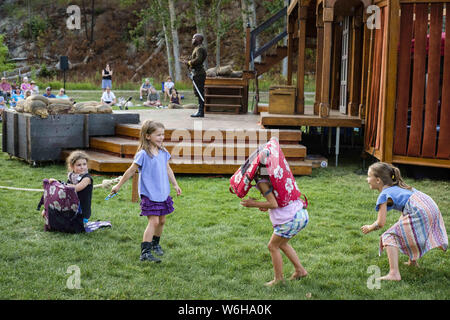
[380,191,448,261]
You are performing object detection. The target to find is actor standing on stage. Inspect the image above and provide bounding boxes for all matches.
[185,34,207,118]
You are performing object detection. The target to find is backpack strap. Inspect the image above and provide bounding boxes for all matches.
[300,194,308,209]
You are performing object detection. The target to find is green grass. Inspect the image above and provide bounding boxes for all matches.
[0,96,448,300]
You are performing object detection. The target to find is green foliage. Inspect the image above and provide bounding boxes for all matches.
[38,64,56,78]
[0,34,14,73]
[20,16,49,39]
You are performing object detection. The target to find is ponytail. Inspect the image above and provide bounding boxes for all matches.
[391,166,412,190]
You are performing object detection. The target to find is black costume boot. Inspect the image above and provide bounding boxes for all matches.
[140,242,161,263]
[190,101,204,118]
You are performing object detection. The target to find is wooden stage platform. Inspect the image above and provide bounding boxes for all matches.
[63,108,360,175]
[259,105,363,128]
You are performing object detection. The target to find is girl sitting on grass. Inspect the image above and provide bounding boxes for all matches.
[46,150,93,225]
[361,162,448,281]
[111,120,182,263]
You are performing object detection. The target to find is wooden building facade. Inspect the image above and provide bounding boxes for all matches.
[285,0,450,168]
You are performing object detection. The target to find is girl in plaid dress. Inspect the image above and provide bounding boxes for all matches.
[361,162,448,281]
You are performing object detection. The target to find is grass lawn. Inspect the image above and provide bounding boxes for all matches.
[0,109,449,300]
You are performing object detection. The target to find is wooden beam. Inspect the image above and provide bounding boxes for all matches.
[314,16,324,115]
[297,5,308,114]
[382,0,400,163]
[319,7,334,118]
[347,13,362,117]
[392,156,450,169]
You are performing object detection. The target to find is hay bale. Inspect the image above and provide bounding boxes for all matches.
[206,67,218,77]
[73,102,98,114]
[96,104,113,114]
[48,103,74,115]
[47,98,73,106]
[230,70,243,78]
[14,99,26,112]
[24,100,48,118]
[217,65,233,76]
[27,95,49,105]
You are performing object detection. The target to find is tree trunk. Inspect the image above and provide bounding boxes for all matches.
[168,0,182,81]
[194,0,208,69]
[157,0,174,80]
[90,0,95,44]
[215,0,222,67]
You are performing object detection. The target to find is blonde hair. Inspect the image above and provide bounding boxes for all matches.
[369,162,412,190]
[66,150,89,172]
[137,120,165,157]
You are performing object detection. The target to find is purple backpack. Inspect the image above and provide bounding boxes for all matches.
[38,179,85,233]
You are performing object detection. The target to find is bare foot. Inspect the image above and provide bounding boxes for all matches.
[289,271,308,280]
[264,279,285,287]
[404,260,419,267]
[377,273,401,281]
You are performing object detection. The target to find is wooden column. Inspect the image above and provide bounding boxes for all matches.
[319,7,334,118]
[287,16,294,85]
[348,14,363,116]
[382,1,400,163]
[330,21,342,111]
[314,15,324,115]
[245,23,251,71]
[359,11,371,120]
[296,5,308,114]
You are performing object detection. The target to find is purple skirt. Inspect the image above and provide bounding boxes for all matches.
[140,195,174,216]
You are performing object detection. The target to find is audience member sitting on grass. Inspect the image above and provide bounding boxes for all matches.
[163,76,174,101]
[0,77,12,100]
[101,86,116,106]
[43,87,56,98]
[168,88,182,108]
[140,78,153,101]
[10,88,24,108]
[24,90,32,99]
[30,80,39,94]
[20,77,32,93]
[144,87,162,107]
[56,88,69,99]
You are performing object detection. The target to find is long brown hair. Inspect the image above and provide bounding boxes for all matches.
[66,150,89,172]
[369,162,412,190]
[137,120,165,157]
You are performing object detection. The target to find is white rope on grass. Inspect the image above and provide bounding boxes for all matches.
[0,177,122,192]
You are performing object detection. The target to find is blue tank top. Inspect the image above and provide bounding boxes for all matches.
[375,185,415,212]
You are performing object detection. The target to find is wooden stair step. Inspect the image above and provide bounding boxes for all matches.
[205,85,244,89]
[63,149,312,175]
[205,104,241,108]
[90,136,307,159]
[205,94,243,98]
[116,124,303,142]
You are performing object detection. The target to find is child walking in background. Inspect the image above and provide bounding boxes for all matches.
[239,139,309,286]
[111,120,181,263]
[361,162,448,281]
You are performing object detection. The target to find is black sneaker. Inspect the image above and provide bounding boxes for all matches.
[152,243,164,256]
[140,251,161,263]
